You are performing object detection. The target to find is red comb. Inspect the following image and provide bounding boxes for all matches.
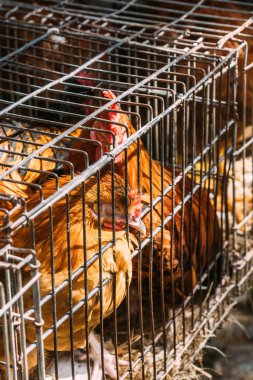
[103,90,120,110]
[102,90,122,135]
[90,89,127,164]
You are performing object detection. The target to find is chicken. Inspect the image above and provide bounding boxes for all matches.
[154,0,253,222]
[0,101,110,222]
[0,119,65,217]
[139,0,252,135]
[1,74,216,297]
[195,0,253,133]
[0,172,145,379]
[0,71,106,182]
[0,116,97,186]
[194,0,253,223]
[0,30,66,109]
[0,10,107,112]
[0,119,65,181]
[87,90,220,300]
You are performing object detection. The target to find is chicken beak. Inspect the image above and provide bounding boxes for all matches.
[129,217,146,236]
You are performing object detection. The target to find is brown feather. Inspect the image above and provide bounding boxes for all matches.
[0,173,136,375]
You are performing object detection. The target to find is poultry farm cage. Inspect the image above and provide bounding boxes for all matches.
[0,0,252,379]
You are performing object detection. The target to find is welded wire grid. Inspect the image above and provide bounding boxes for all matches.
[0,245,44,379]
[0,1,252,379]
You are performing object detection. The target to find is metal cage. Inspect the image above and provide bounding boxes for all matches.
[0,1,252,379]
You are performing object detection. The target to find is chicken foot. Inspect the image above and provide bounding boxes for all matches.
[75,332,128,380]
[45,335,128,380]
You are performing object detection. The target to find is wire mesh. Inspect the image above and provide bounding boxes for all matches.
[0,245,44,380]
[0,1,252,379]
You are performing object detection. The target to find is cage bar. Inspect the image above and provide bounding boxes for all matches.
[0,1,252,379]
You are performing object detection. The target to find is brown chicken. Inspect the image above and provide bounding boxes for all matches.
[0,117,95,197]
[155,0,253,222]
[0,11,108,111]
[0,120,64,182]
[140,0,252,137]
[87,90,220,300]
[0,172,145,379]
[196,0,253,131]
[192,0,253,222]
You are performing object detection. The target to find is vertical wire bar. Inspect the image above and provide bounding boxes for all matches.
[153,61,159,161]
[170,108,177,359]
[0,284,11,380]
[179,99,186,344]
[97,169,105,379]
[125,172,133,379]
[205,76,212,305]
[49,206,59,380]
[185,62,190,166]
[146,51,151,153]
[124,144,132,380]
[11,24,16,106]
[172,50,178,164]
[148,111,156,379]
[81,181,91,380]
[16,269,29,380]
[211,64,220,297]
[65,194,75,380]
[43,38,50,114]
[110,159,120,379]
[232,57,239,287]
[30,221,45,380]
[13,265,22,378]
[206,72,214,303]
[125,273,132,380]
[242,45,248,254]
[197,84,206,318]
[217,66,224,287]
[165,53,171,166]
[240,45,249,290]
[159,112,167,371]
[4,252,18,380]
[136,124,145,379]
[189,55,197,328]
[223,60,231,275]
